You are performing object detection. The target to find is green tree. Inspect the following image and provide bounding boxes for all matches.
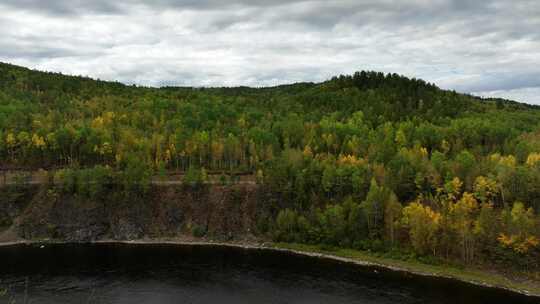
[385,194,402,245]
[361,178,397,238]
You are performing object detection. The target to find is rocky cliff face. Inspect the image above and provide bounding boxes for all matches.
[0,184,273,242]
[0,185,39,229]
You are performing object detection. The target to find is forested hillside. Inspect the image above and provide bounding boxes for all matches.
[1,62,540,274]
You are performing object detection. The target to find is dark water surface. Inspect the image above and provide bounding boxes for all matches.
[0,243,537,304]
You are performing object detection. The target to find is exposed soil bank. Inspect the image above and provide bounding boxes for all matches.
[0,183,269,242]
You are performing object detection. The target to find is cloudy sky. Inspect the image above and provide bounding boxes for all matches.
[1,1,539,104]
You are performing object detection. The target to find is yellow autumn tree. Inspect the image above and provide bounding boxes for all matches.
[444,177,463,201]
[473,176,498,203]
[401,201,441,255]
[489,153,516,168]
[450,192,479,263]
[302,145,313,159]
[31,134,46,150]
[498,202,539,255]
[337,154,366,167]
[526,152,540,167]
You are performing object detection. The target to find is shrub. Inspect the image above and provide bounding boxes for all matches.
[192,225,207,238]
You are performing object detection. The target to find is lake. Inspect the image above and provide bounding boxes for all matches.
[0,243,537,303]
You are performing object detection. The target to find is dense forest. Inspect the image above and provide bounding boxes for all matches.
[1,62,540,273]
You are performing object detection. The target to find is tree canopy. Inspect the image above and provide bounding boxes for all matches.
[1,62,539,271]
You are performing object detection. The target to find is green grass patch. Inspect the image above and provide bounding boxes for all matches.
[271,242,540,296]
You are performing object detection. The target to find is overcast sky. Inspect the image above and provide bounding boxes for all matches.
[1,1,539,104]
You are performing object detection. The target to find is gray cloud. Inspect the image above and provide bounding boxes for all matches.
[451,72,540,93]
[0,0,310,16]
[0,0,124,16]
[0,0,539,104]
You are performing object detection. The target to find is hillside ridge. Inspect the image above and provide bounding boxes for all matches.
[1,61,536,109]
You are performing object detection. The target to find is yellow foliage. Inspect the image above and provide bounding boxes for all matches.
[497,233,515,247]
[401,201,441,254]
[452,192,478,212]
[450,177,463,193]
[473,176,498,202]
[516,236,540,254]
[91,116,105,129]
[500,155,516,167]
[92,111,115,129]
[450,193,478,249]
[31,134,46,149]
[168,142,176,154]
[103,142,112,155]
[526,236,540,248]
[104,111,115,121]
[6,133,16,147]
[498,233,540,254]
[441,140,450,154]
[445,177,463,200]
[115,153,122,163]
[94,142,113,156]
[526,153,540,166]
[303,145,313,159]
[256,169,264,183]
[402,202,438,226]
[337,154,366,166]
[420,147,428,158]
[488,153,500,162]
[164,149,172,162]
[32,119,42,128]
[237,117,247,129]
[489,153,516,168]
[498,202,539,254]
